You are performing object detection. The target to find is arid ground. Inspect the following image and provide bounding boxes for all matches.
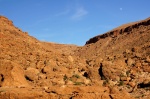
[0,16,150,99]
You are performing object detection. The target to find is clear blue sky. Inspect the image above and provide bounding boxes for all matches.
[0,0,149,45]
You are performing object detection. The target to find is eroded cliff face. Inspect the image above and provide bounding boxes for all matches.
[86,17,150,45]
[0,16,150,99]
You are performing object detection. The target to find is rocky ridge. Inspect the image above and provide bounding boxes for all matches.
[86,17,150,44]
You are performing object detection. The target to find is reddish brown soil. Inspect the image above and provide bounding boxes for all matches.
[0,16,150,99]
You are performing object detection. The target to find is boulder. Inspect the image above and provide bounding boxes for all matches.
[0,60,29,87]
[25,67,39,81]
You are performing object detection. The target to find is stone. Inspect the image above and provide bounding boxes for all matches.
[120,77,127,81]
[68,56,74,63]
[143,79,150,84]
[38,73,46,80]
[0,61,29,87]
[135,62,142,67]
[110,87,120,94]
[43,66,51,74]
[146,56,150,62]
[128,82,136,88]
[25,67,39,81]
[66,81,73,85]
[127,58,135,66]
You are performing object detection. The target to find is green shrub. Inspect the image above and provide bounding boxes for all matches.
[74,82,83,85]
[0,90,5,93]
[73,74,80,78]
[103,79,109,86]
[126,70,130,77]
[120,73,125,77]
[63,75,68,81]
[101,76,106,80]
[118,81,124,86]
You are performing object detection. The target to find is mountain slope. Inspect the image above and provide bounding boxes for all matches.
[0,16,150,99]
[75,17,150,98]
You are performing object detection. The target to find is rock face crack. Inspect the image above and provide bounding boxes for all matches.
[138,83,150,88]
[25,75,33,81]
[98,63,106,80]
[83,72,89,78]
[0,74,4,82]
[109,95,113,99]
[0,74,4,87]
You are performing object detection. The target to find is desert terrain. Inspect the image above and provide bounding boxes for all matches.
[0,16,150,99]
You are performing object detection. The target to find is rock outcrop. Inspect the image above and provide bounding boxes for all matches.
[86,17,150,44]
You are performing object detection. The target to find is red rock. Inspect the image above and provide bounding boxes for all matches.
[25,67,39,81]
[0,15,150,99]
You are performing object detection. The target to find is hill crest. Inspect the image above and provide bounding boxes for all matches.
[86,17,150,45]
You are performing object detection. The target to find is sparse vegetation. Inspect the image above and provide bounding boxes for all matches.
[63,75,68,81]
[0,15,150,98]
[74,82,83,85]
[118,81,124,86]
[0,89,5,93]
[73,74,80,78]
[135,96,140,98]
[126,70,130,77]
[120,73,125,77]
[103,79,109,86]
[101,76,106,80]
[141,94,145,97]
[69,78,73,81]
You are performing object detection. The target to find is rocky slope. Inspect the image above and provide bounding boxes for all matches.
[0,16,150,99]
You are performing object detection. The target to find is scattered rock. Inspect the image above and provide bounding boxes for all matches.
[0,16,150,99]
[0,60,29,87]
[25,67,39,81]
[128,82,136,88]
[126,58,135,66]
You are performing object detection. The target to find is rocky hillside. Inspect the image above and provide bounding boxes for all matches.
[86,17,150,44]
[0,16,150,99]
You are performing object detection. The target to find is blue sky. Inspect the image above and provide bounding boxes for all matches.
[0,0,150,45]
